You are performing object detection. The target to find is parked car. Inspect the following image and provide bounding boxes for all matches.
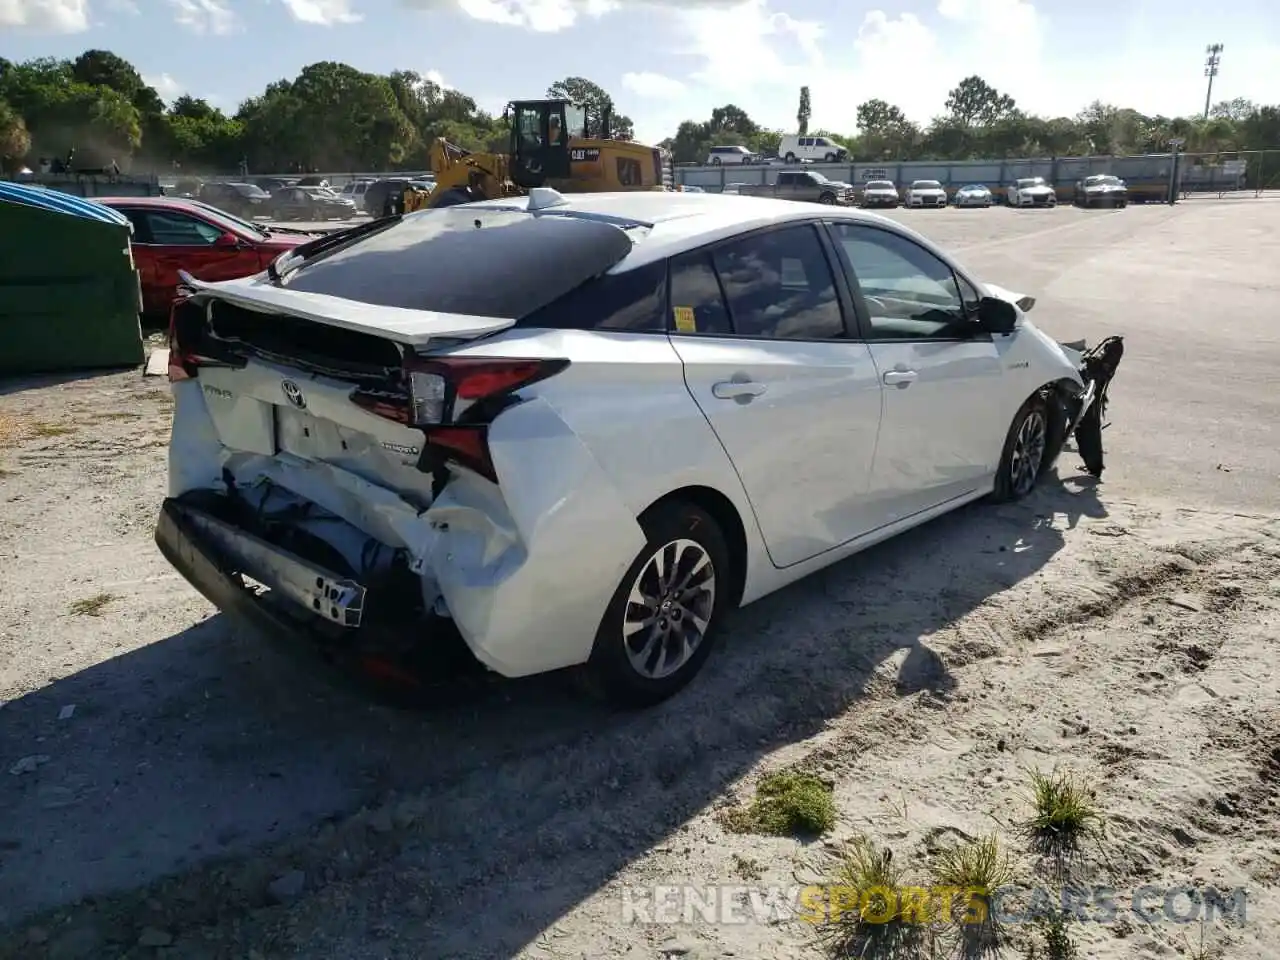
[341,178,376,205]
[860,180,900,208]
[954,184,994,208]
[157,189,1123,707]
[271,185,359,220]
[1074,174,1129,208]
[362,178,413,216]
[778,135,848,164]
[171,178,202,198]
[253,176,299,193]
[197,181,273,218]
[738,170,855,204]
[1008,176,1057,208]
[96,195,312,319]
[722,183,749,194]
[681,185,706,193]
[705,145,757,166]
[296,176,330,188]
[905,179,948,208]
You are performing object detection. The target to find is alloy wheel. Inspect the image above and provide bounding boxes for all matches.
[623,538,716,680]
[1010,410,1047,497]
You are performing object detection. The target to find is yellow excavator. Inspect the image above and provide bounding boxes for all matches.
[402,99,673,213]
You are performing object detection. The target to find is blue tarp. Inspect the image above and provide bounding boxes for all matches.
[0,180,131,228]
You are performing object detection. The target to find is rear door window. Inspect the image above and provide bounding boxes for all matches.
[668,252,732,336]
[140,211,222,246]
[711,225,845,340]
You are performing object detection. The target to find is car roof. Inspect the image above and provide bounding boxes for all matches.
[467,191,910,272]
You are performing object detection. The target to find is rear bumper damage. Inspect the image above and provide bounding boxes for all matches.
[158,387,646,685]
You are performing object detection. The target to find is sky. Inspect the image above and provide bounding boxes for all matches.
[2,0,1280,145]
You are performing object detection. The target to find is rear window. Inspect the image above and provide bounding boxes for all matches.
[280,207,637,317]
[518,261,666,331]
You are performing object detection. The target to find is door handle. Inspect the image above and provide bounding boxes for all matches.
[712,380,767,400]
[882,369,918,387]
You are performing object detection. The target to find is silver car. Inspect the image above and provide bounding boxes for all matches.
[954,184,994,208]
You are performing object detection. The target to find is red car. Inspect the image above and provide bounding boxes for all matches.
[96,196,316,320]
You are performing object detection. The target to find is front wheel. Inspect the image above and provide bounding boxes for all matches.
[581,502,731,707]
[711,157,722,166]
[784,152,797,164]
[991,395,1050,502]
[819,192,836,205]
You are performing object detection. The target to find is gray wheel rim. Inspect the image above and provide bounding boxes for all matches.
[1010,410,1047,496]
[623,538,716,680]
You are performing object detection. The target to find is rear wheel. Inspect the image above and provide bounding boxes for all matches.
[711,157,722,166]
[581,502,730,707]
[784,152,797,164]
[991,395,1050,502]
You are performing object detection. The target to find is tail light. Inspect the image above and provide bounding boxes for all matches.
[167,296,202,382]
[352,356,569,483]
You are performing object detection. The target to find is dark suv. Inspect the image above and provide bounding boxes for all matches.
[362,178,413,217]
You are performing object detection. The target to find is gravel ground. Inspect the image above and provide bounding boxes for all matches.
[0,199,1277,959]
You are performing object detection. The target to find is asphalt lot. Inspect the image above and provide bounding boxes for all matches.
[880,200,1280,513]
[0,196,1278,957]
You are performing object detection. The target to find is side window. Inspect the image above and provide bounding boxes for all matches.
[828,222,970,340]
[116,209,151,243]
[617,157,641,186]
[518,261,666,332]
[142,212,222,246]
[668,252,732,336]
[711,225,845,340]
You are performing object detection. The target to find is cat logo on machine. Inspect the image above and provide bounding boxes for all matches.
[570,148,601,162]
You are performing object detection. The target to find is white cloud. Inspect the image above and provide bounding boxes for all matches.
[0,0,90,31]
[404,0,617,32]
[103,0,139,13]
[168,0,237,34]
[144,72,185,103]
[280,0,361,25]
[424,69,453,90]
[622,71,686,99]
[628,0,1053,143]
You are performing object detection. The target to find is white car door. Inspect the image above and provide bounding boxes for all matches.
[667,223,885,569]
[825,220,1007,523]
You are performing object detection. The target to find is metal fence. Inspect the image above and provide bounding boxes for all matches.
[1176,149,1280,198]
[674,148,1280,202]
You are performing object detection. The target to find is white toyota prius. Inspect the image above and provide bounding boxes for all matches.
[158,189,1123,707]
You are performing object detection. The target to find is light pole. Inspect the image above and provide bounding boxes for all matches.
[1203,43,1223,120]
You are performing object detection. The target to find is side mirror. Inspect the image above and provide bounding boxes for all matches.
[213,232,241,249]
[976,296,1018,334]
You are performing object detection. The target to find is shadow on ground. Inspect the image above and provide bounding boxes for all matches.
[0,472,1107,956]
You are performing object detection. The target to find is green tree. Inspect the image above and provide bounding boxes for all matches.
[797,86,811,136]
[0,99,31,169]
[945,75,1016,126]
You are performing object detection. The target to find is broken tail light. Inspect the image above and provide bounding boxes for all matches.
[167,296,203,383]
[352,355,569,483]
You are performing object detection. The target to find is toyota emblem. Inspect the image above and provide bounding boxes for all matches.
[281,379,306,409]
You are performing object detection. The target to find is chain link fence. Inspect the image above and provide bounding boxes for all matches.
[1177,149,1280,199]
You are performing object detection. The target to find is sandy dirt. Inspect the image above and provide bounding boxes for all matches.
[0,202,1277,959]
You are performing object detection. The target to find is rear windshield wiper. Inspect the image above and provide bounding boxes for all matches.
[267,215,402,284]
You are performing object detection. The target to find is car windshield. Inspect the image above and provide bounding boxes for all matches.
[961,184,987,191]
[807,172,831,183]
[1017,177,1046,188]
[171,200,264,237]
[1087,175,1122,185]
[866,181,894,189]
[912,181,942,189]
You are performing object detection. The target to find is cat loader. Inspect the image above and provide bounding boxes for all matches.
[402,99,673,213]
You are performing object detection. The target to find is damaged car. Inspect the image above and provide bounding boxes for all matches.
[156,189,1122,708]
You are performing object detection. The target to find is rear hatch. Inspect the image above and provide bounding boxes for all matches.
[171,205,641,499]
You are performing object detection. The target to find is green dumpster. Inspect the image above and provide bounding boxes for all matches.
[0,181,145,375]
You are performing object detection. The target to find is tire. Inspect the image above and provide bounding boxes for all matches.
[990,394,1051,503]
[580,501,731,707]
[824,153,836,163]
[784,152,797,164]
[711,157,722,166]
[819,192,836,205]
